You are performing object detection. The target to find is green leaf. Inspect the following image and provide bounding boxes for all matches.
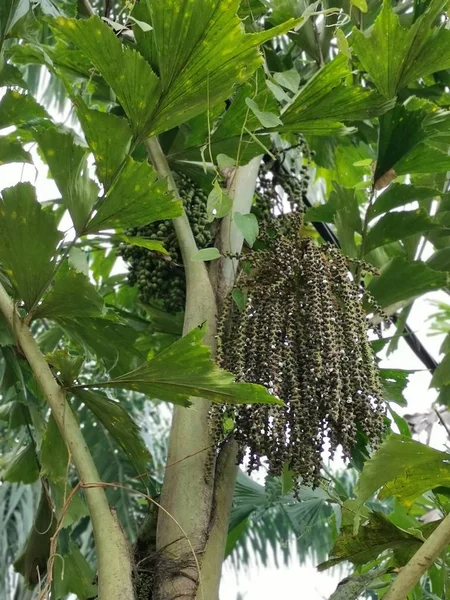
[319,512,422,570]
[395,142,450,176]
[427,247,450,271]
[80,324,282,407]
[232,288,247,312]
[364,209,437,254]
[55,15,160,140]
[0,137,32,165]
[356,434,450,508]
[40,415,69,483]
[45,349,83,386]
[57,8,301,139]
[233,212,259,247]
[0,89,47,129]
[431,353,450,388]
[334,144,371,189]
[0,63,28,88]
[85,158,181,233]
[352,0,450,99]
[370,184,439,217]
[192,248,221,262]
[73,389,150,473]
[117,235,168,255]
[13,487,57,587]
[53,540,97,600]
[56,316,142,373]
[128,15,153,31]
[388,405,412,438]
[245,97,283,128]
[367,257,447,311]
[379,369,412,407]
[51,481,88,527]
[375,103,433,184]
[33,265,104,320]
[306,185,361,256]
[0,183,62,311]
[1,0,30,50]
[335,28,351,59]
[280,55,394,135]
[207,181,233,221]
[73,99,133,191]
[216,153,236,169]
[0,310,14,346]
[273,68,300,93]
[281,463,295,496]
[266,79,290,102]
[33,125,98,233]
[3,443,39,484]
[200,70,278,161]
[350,0,367,12]
[143,0,302,135]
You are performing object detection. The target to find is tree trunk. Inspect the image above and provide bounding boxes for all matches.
[148,149,262,600]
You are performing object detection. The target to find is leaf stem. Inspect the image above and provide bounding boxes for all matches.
[145,135,218,599]
[0,282,134,600]
[383,512,450,600]
[356,186,376,283]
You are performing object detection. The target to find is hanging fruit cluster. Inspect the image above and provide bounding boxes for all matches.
[119,173,213,313]
[213,215,386,487]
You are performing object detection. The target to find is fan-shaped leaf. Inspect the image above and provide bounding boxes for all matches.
[353,0,450,99]
[13,487,56,586]
[367,257,447,311]
[54,15,160,140]
[78,324,282,407]
[85,157,181,233]
[364,209,437,254]
[370,184,439,217]
[356,434,450,508]
[0,137,31,165]
[144,0,302,135]
[0,89,47,129]
[34,265,104,320]
[280,55,394,135]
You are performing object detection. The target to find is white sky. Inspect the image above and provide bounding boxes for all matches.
[1,136,448,600]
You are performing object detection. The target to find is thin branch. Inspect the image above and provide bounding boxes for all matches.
[145,137,200,268]
[434,407,450,439]
[0,282,134,600]
[82,0,96,16]
[383,512,450,600]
